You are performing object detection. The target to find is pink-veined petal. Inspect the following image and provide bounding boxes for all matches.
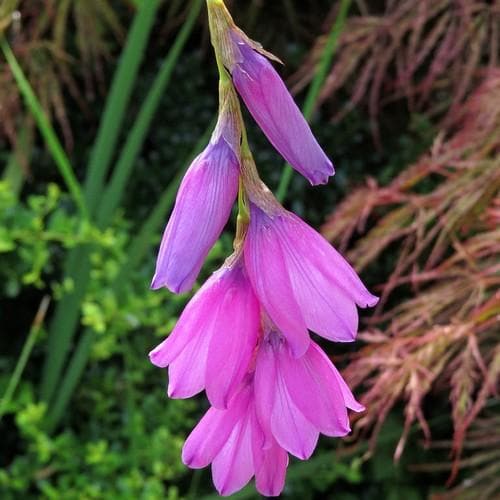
[281,342,350,437]
[286,212,379,308]
[212,410,255,496]
[256,338,319,459]
[148,270,225,368]
[151,138,239,294]
[315,345,365,412]
[253,433,288,497]
[244,205,309,357]
[232,40,333,186]
[182,386,250,469]
[205,266,260,409]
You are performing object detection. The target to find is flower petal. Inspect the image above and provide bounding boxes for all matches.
[205,265,260,409]
[271,368,319,460]
[255,338,318,459]
[182,385,250,469]
[151,138,239,293]
[254,335,278,449]
[148,270,225,368]
[212,410,255,496]
[253,435,288,497]
[232,40,333,186]
[319,347,365,413]
[167,318,213,399]
[244,205,310,357]
[280,342,350,437]
[286,212,379,308]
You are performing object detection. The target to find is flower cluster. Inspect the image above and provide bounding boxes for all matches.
[150,1,377,496]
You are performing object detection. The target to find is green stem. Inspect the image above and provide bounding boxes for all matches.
[44,329,94,432]
[0,296,50,421]
[0,37,88,220]
[276,0,351,202]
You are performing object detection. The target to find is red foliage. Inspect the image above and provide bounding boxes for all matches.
[291,0,499,144]
[323,71,500,493]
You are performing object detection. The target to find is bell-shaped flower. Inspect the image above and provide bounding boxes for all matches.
[151,83,240,294]
[254,326,364,460]
[206,0,334,185]
[182,381,289,497]
[149,259,260,409]
[244,202,378,357]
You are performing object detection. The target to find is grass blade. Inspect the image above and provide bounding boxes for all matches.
[83,0,161,212]
[40,1,161,405]
[276,0,351,202]
[0,296,50,421]
[0,37,88,219]
[97,0,204,226]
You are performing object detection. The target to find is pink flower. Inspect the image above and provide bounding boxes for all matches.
[254,325,364,460]
[182,381,289,497]
[151,121,239,294]
[149,260,259,409]
[244,202,379,357]
[231,34,334,185]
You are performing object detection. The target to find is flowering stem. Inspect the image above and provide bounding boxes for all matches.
[276,0,351,202]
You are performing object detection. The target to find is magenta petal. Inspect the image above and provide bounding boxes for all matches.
[232,40,333,186]
[272,369,319,459]
[148,271,224,368]
[212,411,255,496]
[253,436,288,497]
[151,137,239,293]
[318,346,365,412]
[286,212,379,309]
[255,339,319,459]
[281,342,350,437]
[167,321,213,398]
[244,205,310,357]
[280,230,359,343]
[254,336,278,448]
[182,386,250,469]
[205,266,260,409]
[274,211,378,342]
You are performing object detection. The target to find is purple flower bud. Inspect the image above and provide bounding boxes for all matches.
[231,36,334,185]
[254,328,364,460]
[151,136,239,293]
[149,260,260,409]
[244,202,378,357]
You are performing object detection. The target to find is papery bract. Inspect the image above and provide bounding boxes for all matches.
[230,35,334,185]
[244,202,378,357]
[151,135,239,294]
[182,382,289,497]
[149,261,259,409]
[254,327,364,460]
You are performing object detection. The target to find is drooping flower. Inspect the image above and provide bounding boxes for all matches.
[182,380,289,497]
[206,0,334,185]
[151,83,240,294]
[149,258,260,409]
[231,38,334,185]
[254,324,364,460]
[244,201,378,357]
